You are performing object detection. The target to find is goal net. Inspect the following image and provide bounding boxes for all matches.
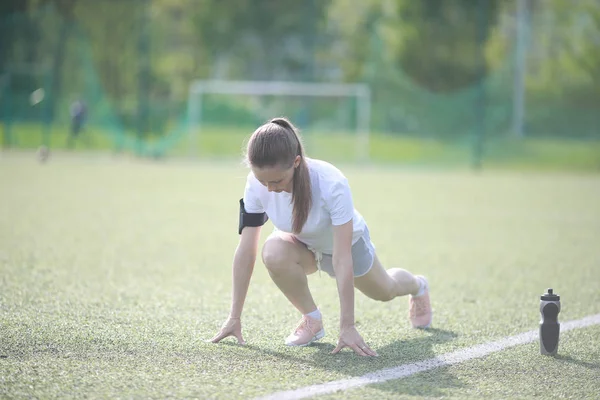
[186,80,371,161]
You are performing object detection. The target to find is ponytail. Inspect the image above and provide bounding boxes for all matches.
[270,118,312,234]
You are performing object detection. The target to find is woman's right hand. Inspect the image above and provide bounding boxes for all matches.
[209,317,245,345]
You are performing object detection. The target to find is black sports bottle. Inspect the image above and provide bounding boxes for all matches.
[539,288,561,355]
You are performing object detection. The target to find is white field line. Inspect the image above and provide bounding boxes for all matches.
[256,313,600,400]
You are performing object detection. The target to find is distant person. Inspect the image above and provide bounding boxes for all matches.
[67,99,87,149]
[210,117,432,356]
[36,145,50,163]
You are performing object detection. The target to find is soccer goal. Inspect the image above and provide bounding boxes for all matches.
[186,80,371,161]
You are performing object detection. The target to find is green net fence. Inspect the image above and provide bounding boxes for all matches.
[1,1,599,169]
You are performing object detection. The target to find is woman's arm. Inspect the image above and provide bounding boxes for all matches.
[210,226,262,344]
[331,220,377,356]
[331,220,355,328]
[229,226,262,318]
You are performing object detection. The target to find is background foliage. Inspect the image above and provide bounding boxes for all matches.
[1,0,599,165]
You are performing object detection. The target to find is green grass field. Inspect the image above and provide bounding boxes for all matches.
[1,151,600,399]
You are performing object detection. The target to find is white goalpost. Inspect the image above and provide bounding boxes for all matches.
[187,80,371,161]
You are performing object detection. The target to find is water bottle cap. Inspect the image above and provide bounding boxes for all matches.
[541,288,560,301]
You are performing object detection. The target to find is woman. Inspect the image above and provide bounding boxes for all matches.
[210,117,432,357]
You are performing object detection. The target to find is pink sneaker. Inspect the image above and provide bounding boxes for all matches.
[409,276,432,329]
[285,315,325,347]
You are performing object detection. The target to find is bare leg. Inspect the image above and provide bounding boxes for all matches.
[354,253,420,301]
[262,232,319,314]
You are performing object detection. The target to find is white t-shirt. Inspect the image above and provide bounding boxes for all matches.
[243,158,367,254]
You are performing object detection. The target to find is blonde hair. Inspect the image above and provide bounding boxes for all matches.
[245,117,312,234]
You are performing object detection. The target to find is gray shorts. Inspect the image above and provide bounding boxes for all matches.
[308,226,376,278]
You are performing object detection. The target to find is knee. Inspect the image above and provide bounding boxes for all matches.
[261,238,293,274]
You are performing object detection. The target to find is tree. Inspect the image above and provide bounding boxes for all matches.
[35,0,77,123]
[0,0,30,74]
[392,0,500,92]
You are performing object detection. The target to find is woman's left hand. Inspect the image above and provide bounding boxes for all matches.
[332,325,378,357]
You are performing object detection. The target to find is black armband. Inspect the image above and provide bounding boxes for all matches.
[239,198,268,234]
